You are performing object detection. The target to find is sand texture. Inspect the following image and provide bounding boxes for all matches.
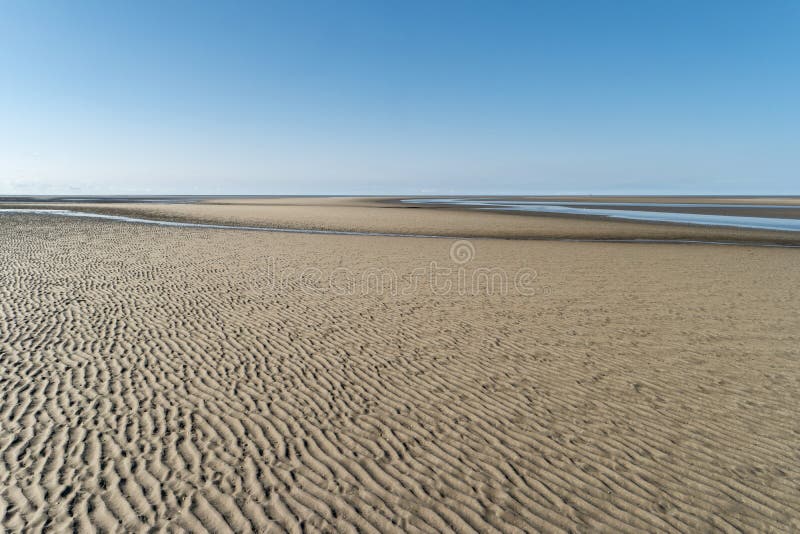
[0,210,799,532]
[2,196,800,245]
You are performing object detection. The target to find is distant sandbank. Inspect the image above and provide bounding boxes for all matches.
[2,196,800,245]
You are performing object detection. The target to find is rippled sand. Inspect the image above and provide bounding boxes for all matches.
[1,211,799,532]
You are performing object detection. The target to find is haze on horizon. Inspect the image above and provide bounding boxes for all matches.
[1,1,798,196]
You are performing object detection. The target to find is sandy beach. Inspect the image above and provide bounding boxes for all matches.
[1,201,798,532]
[3,196,800,245]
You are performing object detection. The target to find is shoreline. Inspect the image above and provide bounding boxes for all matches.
[3,207,800,248]
[2,196,800,246]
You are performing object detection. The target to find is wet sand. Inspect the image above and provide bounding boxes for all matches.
[0,202,799,531]
[2,196,800,245]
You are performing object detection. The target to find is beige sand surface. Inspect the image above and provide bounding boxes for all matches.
[2,196,800,244]
[1,209,799,532]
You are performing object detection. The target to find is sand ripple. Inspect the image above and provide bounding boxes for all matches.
[1,214,799,532]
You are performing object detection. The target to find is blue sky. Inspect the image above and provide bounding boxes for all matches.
[1,1,798,195]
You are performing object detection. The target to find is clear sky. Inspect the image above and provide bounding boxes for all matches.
[1,1,798,195]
